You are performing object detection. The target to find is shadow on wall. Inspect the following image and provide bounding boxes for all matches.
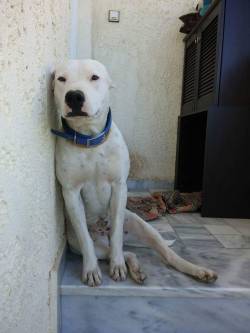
[46,65,67,233]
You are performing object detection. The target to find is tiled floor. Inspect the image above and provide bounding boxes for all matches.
[61,213,250,295]
[160,212,250,249]
[62,296,250,333]
[60,207,250,333]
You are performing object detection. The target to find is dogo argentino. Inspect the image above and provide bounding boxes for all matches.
[51,59,218,287]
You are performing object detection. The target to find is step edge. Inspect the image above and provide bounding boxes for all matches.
[60,285,250,298]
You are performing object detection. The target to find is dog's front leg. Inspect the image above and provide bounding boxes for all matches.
[63,189,102,287]
[109,181,127,281]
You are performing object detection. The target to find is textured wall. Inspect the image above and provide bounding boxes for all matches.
[0,1,70,332]
[92,0,197,181]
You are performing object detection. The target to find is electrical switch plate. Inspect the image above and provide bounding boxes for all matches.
[108,10,120,23]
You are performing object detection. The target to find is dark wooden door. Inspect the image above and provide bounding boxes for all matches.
[218,0,250,106]
[202,106,250,218]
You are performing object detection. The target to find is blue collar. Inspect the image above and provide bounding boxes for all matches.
[51,109,112,147]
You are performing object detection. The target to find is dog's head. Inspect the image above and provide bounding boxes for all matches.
[52,59,113,120]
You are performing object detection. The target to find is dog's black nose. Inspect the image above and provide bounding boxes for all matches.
[65,90,85,110]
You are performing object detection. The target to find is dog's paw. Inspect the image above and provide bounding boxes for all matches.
[82,266,102,287]
[110,257,127,282]
[195,267,218,283]
[128,266,147,285]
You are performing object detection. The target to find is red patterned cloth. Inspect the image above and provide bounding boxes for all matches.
[127,191,202,221]
[126,195,166,221]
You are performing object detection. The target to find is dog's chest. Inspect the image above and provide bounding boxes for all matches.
[56,126,129,189]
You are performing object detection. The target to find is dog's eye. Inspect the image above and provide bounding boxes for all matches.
[91,75,99,81]
[58,76,66,82]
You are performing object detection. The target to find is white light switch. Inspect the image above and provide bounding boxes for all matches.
[108,10,120,23]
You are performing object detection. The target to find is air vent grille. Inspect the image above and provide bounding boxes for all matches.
[182,40,197,105]
[198,17,218,98]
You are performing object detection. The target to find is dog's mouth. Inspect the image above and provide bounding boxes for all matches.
[66,111,89,118]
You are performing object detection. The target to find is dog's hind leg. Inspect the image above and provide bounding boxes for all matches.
[124,251,147,284]
[95,242,146,284]
[124,209,217,283]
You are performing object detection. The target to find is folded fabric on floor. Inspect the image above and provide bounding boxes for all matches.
[126,191,202,221]
[159,191,202,214]
[126,195,166,221]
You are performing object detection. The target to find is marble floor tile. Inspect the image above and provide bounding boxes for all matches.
[61,243,250,297]
[149,219,174,233]
[180,239,223,248]
[158,231,177,240]
[167,213,203,226]
[205,224,240,235]
[225,218,250,227]
[124,220,176,248]
[196,216,227,225]
[61,194,250,333]
[61,296,250,333]
[233,226,250,236]
[213,235,250,249]
[127,191,151,197]
[167,213,227,226]
[124,237,176,248]
[177,234,215,240]
[192,213,228,225]
[60,198,250,299]
[224,219,250,233]
[174,226,211,234]
[174,225,215,240]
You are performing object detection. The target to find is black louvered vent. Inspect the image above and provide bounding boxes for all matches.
[198,17,218,98]
[182,40,197,105]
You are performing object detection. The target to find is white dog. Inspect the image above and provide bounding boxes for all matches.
[52,59,217,287]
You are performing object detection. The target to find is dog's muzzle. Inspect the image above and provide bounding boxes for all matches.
[65,90,88,117]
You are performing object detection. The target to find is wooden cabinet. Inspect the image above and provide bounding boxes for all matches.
[175,0,250,218]
[181,1,221,115]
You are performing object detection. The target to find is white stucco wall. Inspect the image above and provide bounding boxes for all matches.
[92,0,197,181]
[0,1,70,332]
